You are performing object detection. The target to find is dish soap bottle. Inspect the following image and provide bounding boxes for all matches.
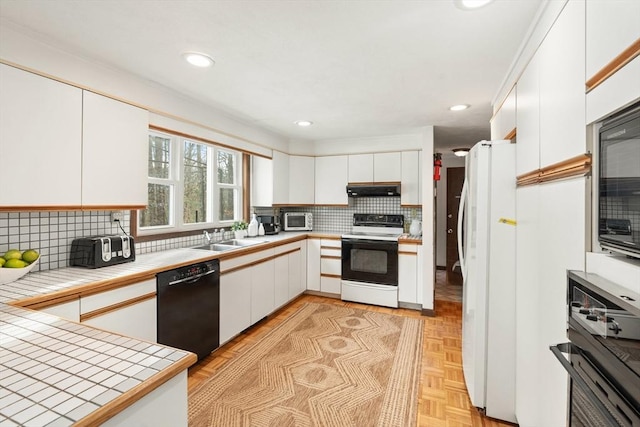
[248,214,259,237]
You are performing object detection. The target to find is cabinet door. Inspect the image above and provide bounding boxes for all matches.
[374,152,402,182]
[83,298,157,342]
[538,0,586,167]
[315,156,348,205]
[82,91,148,207]
[80,279,157,342]
[288,249,303,299]
[289,156,314,204]
[401,151,421,206]
[220,268,251,344]
[252,155,273,207]
[272,151,290,205]
[251,259,275,323]
[274,254,289,308]
[348,154,374,183]
[38,298,80,322]
[398,246,417,303]
[0,64,82,207]
[516,53,541,175]
[586,0,640,81]
[492,87,516,140]
[307,238,321,291]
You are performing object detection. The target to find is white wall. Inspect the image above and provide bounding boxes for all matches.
[435,154,466,267]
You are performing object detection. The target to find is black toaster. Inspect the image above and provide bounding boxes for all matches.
[70,235,136,268]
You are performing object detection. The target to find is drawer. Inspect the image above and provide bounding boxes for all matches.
[81,279,156,314]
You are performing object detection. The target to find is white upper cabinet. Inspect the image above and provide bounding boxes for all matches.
[271,151,289,205]
[289,155,314,205]
[538,0,586,168]
[586,0,640,81]
[491,86,517,141]
[251,151,289,206]
[348,154,374,183]
[0,64,83,207]
[401,151,421,206]
[82,91,149,207]
[516,51,541,175]
[373,152,402,182]
[315,155,348,205]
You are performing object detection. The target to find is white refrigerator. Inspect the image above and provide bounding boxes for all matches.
[457,140,517,423]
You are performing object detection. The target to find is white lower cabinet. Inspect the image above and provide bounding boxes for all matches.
[80,279,157,342]
[306,238,321,291]
[250,259,275,324]
[37,298,80,322]
[398,243,418,304]
[288,247,303,299]
[219,267,252,344]
[320,239,342,294]
[274,254,290,309]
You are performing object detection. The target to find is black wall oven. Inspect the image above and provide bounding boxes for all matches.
[341,238,399,286]
[551,271,640,427]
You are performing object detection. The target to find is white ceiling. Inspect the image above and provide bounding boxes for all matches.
[0,0,542,151]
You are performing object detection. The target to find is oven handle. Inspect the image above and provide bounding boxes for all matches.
[550,342,622,426]
[341,238,398,247]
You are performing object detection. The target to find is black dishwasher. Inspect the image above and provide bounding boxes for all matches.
[157,259,219,360]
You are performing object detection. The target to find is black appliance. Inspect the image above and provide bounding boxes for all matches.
[70,235,135,268]
[346,184,401,197]
[157,259,220,360]
[255,214,280,235]
[598,102,640,259]
[341,214,404,308]
[550,271,640,427]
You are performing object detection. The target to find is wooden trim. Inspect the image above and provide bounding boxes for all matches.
[436,265,446,271]
[243,153,251,222]
[490,83,517,122]
[312,234,342,240]
[320,255,342,260]
[320,245,341,250]
[275,248,301,258]
[80,274,158,298]
[150,125,272,159]
[400,204,422,208]
[516,153,592,187]
[586,38,640,93]
[398,251,417,256]
[80,292,156,322]
[504,128,517,141]
[221,255,278,275]
[0,205,144,212]
[14,293,79,310]
[73,353,196,427]
[320,273,341,279]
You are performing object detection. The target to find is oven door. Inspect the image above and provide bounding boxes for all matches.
[341,238,398,286]
[551,342,638,427]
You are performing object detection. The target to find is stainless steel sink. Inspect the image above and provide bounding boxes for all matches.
[218,239,267,247]
[193,243,237,252]
[193,239,267,252]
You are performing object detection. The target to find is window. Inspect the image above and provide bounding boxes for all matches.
[138,131,242,234]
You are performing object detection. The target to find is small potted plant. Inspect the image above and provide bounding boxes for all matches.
[231,221,248,239]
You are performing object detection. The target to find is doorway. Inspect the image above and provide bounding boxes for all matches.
[446,167,465,286]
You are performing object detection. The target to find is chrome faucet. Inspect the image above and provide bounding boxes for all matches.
[203,230,212,243]
[204,229,223,244]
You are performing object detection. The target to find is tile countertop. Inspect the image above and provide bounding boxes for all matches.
[0,231,318,427]
[0,305,194,426]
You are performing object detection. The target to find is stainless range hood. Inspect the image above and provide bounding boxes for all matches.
[346,184,401,197]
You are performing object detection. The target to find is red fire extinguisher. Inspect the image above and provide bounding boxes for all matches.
[433,153,442,181]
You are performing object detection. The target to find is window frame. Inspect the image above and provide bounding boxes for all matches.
[132,129,245,240]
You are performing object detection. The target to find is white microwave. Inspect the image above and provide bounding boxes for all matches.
[283,212,313,231]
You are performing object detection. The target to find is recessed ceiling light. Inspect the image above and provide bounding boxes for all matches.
[454,0,494,10]
[182,51,215,68]
[295,120,313,127]
[449,104,470,111]
[453,148,470,157]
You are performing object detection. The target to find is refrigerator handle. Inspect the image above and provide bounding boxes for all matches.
[457,178,468,280]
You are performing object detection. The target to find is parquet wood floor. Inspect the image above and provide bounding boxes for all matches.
[187,294,515,426]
